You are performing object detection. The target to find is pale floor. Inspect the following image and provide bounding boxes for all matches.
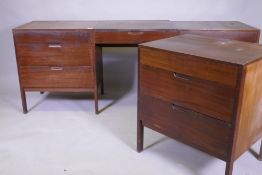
[0,48,261,175]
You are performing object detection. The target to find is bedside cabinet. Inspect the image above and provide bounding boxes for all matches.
[138,34,262,175]
[13,30,103,114]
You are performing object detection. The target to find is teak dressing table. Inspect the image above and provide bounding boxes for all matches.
[13,21,260,114]
[13,21,261,174]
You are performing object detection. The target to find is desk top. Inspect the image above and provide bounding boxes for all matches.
[15,20,259,31]
[140,34,262,66]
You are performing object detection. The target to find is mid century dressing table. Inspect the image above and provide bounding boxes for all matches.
[13,21,260,114]
[12,20,261,175]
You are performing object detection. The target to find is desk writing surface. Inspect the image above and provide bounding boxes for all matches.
[14,21,260,44]
[15,21,98,30]
[15,20,259,31]
[15,20,172,30]
[170,21,258,31]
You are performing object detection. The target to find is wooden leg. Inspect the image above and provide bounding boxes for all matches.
[259,139,262,161]
[101,81,104,95]
[100,61,104,95]
[225,160,234,175]
[137,119,144,152]
[20,89,28,114]
[96,46,104,95]
[94,90,99,114]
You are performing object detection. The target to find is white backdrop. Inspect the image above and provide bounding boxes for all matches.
[0,2,262,175]
[0,0,262,85]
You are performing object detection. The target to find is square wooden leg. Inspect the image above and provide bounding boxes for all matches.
[20,89,28,114]
[225,160,234,175]
[100,67,104,95]
[101,82,104,95]
[137,119,144,152]
[100,54,104,95]
[96,46,104,95]
[94,90,99,114]
[259,139,262,161]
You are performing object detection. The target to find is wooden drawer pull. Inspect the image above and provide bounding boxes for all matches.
[48,44,62,48]
[173,72,190,81]
[128,32,144,35]
[50,67,63,71]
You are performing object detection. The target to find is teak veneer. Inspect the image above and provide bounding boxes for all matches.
[12,20,262,174]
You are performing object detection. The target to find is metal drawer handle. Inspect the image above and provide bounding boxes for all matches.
[173,72,190,81]
[128,32,144,35]
[48,44,62,48]
[50,67,63,71]
[171,104,177,110]
[171,104,188,113]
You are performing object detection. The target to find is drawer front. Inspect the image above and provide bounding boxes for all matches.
[96,31,178,44]
[139,94,231,160]
[20,66,94,88]
[140,64,236,122]
[179,30,260,43]
[14,30,94,66]
[140,46,239,88]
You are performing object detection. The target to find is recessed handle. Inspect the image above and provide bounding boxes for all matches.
[48,44,62,48]
[128,32,144,35]
[50,67,63,71]
[173,72,190,81]
[171,104,188,113]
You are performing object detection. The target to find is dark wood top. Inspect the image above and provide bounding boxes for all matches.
[14,20,259,31]
[140,34,262,66]
[170,21,258,31]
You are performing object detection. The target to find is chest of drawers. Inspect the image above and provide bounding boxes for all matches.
[138,34,262,175]
[13,30,104,114]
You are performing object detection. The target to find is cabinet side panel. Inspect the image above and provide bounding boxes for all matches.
[235,60,262,159]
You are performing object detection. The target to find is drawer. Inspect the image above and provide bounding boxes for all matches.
[140,64,236,122]
[139,94,231,160]
[20,66,94,89]
[140,46,240,88]
[14,30,94,66]
[95,31,178,44]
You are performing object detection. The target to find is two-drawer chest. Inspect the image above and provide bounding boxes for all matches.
[13,29,104,114]
[138,34,262,175]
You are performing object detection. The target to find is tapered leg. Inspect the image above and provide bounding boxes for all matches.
[259,139,262,161]
[20,89,28,114]
[94,90,99,114]
[100,61,104,95]
[137,119,144,152]
[101,81,104,95]
[96,46,104,95]
[225,160,234,175]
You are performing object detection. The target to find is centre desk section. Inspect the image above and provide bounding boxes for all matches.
[13,21,260,114]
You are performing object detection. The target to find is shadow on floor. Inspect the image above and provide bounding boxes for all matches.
[147,138,218,175]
